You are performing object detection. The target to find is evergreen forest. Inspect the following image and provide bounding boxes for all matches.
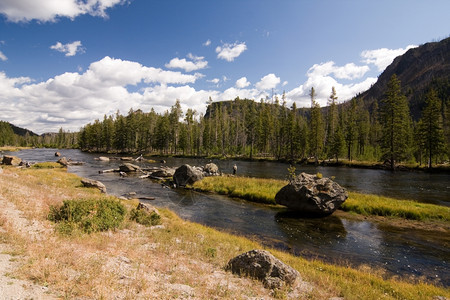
[75,75,449,169]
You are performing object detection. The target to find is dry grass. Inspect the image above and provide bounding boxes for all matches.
[0,165,449,299]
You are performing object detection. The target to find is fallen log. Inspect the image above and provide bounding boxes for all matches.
[139,196,156,201]
[99,168,119,174]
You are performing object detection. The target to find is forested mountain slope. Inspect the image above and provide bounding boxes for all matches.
[358,37,450,119]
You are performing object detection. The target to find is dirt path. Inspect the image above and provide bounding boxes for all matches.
[0,195,58,299]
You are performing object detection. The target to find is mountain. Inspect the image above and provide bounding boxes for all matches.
[1,121,38,137]
[358,37,450,120]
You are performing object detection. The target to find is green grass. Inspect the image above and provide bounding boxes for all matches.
[192,176,450,222]
[342,192,450,221]
[32,162,64,169]
[192,176,286,205]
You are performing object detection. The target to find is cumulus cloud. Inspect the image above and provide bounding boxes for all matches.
[236,77,250,88]
[50,41,84,57]
[165,54,208,72]
[0,50,7,61]
[207,78,220,85]
[203,39,211,46]
[361,45,417,71]
[307,61,369,80]
[255,73,280,90]
[286,61,377,107]
[0,0,126,22]
[0,56,205,133]
[216,42,247,62]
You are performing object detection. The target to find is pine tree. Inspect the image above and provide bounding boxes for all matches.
[418,89,445,168]
[326,87,339,159]
[345,98,357,161]
[308,87,324,162]
[379,74,411,170]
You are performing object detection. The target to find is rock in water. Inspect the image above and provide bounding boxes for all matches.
[204,163,219,176]
[119,163,141,173]
[151,167,176,178]
[1,155,22,166]
[81,178,107,193]
[57,157,69,167]
[226,249,299,289]
[173,164,203,187]
[275,172,347,216]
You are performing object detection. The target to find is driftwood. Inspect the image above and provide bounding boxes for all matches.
[99,168,119,174]
[138,196,156,201]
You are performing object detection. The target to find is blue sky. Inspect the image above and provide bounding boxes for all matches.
[0,0,449,133]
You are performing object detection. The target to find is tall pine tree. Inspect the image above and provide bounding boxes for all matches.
[379,74,411,170]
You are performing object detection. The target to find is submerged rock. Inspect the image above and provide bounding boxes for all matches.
[173,164,203,187]
[226,249,299,289]
[275,172,347,216]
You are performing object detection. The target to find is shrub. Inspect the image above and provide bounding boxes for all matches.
[32,162,64,169]
[129,208,161,226]
[48,198,126,234]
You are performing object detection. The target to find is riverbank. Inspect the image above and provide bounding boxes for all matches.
[191,176,450,231]
[69,146,450,173]
[1,166,448,298]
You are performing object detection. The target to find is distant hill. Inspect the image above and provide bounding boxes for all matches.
[2,121,38,137]
[358,37,450,120]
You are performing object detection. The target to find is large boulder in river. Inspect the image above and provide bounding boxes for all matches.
[204,163,219,176]
[275,172,347,216]
[2,155,22,166]
[226,249,299,289]
[119,163,141,173]
[81,178,107,193]
[173,164,203,187]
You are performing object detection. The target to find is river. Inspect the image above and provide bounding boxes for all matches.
[3,148,450,286]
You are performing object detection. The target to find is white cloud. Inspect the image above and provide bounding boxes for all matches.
[286,62,377,107]
[0,56,205,133]
[361,45,417,71]
[165,54,208,72]
[216,42,247,62]
[0,0,126,22]
[235,77,250,88]
[0,50,7,61]
[255,73,280,90]
[307,61,369,80]
[203,39,211,46]
[50,41,84,57]
[207,78,220,84]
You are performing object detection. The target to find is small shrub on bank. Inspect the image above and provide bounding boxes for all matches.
[32,162,64,169]
[129,208,161,226]
[48,198,126,234]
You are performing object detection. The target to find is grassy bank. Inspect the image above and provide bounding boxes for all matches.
[0,166,449,298]
[192,176,450,223]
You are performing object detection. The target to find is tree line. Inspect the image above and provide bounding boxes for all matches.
[0,121,78,149]
[76,75,448,169]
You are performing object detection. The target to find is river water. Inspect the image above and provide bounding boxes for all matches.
[3,148,450,286]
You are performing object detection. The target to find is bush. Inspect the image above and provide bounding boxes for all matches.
[32,162,63,169]
[48,198,126,234]
[129,208,161,226]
